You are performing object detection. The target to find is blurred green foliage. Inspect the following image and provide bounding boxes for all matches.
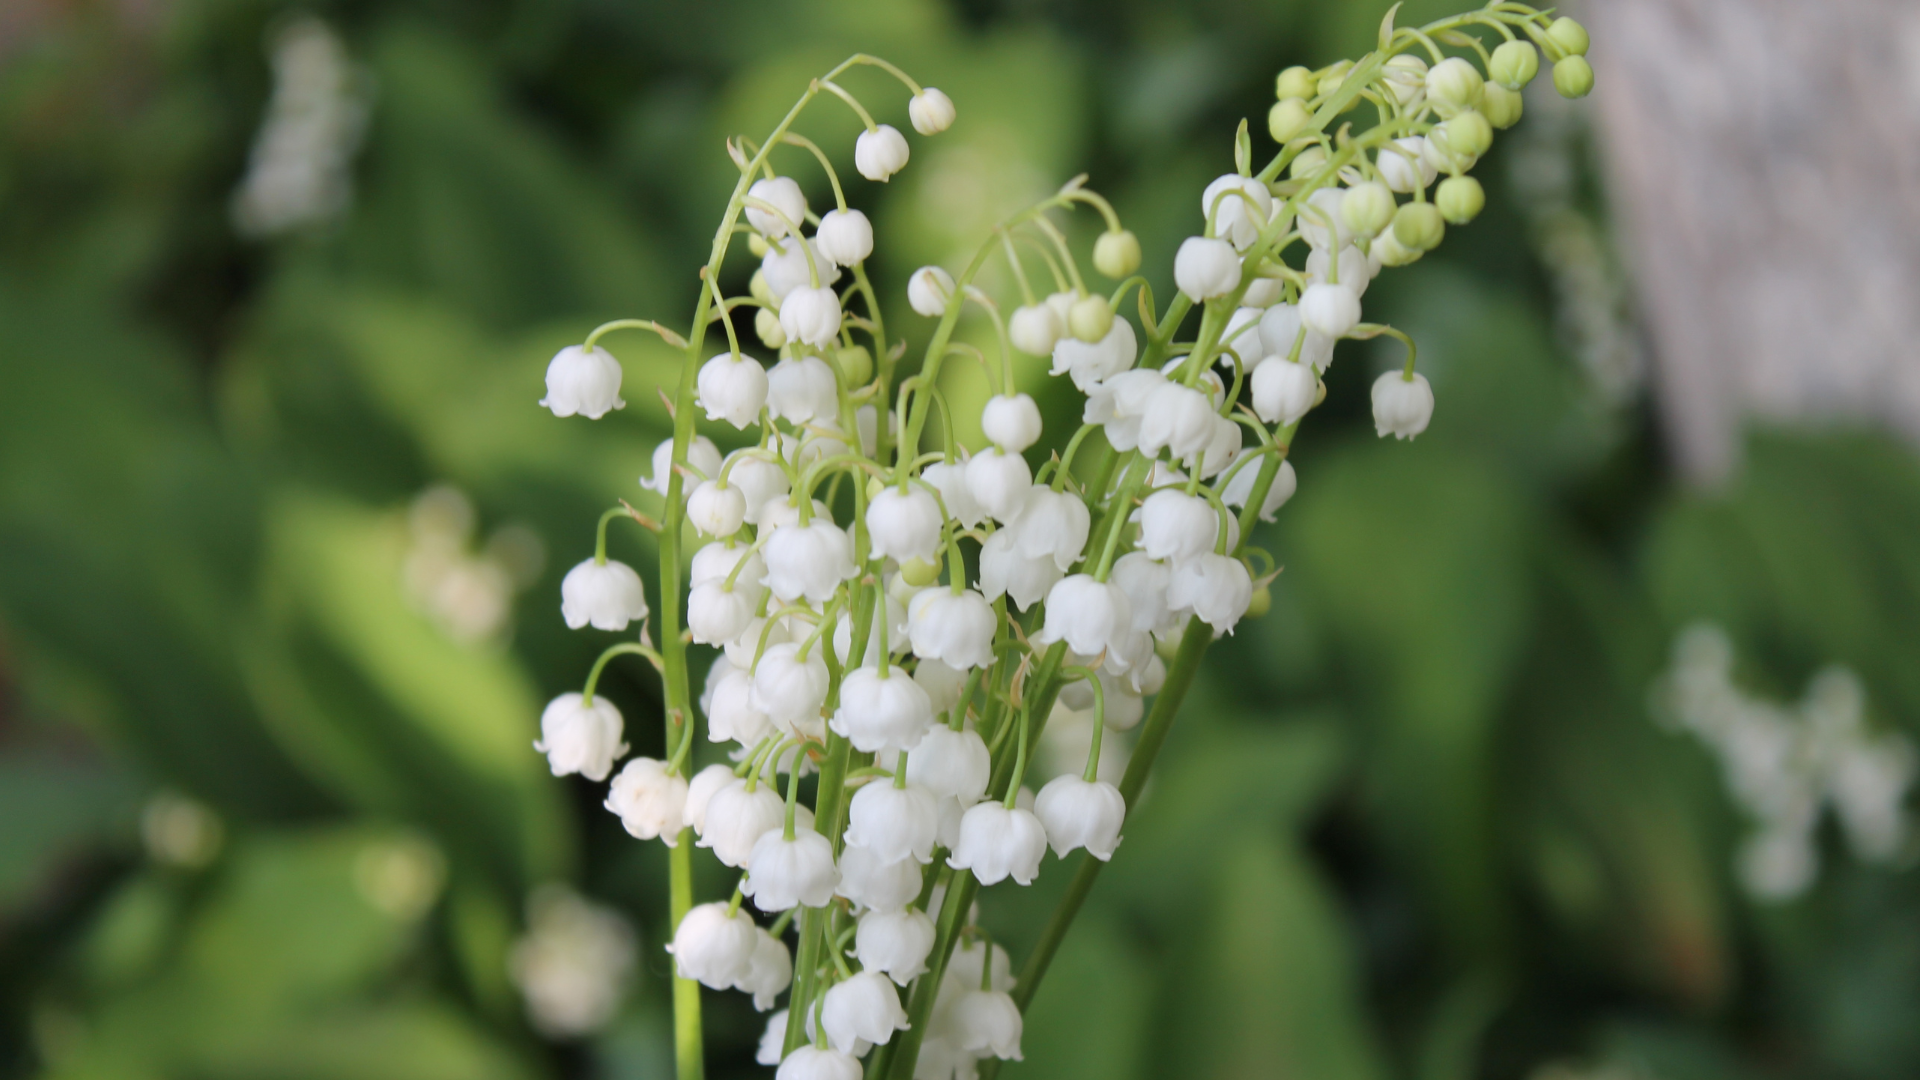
[2,2,1917,1080]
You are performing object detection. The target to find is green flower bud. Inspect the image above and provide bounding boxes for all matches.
[1289,145,1329,180]
[1553,56,1595,99]
[833,344,873,386]
[1268,98,1313,143]
[1425,57,1484,118]
[1340,181,1397,239]
[1093,230,1142,278]
[1547,16,1590,58]
[901,555,942,588]
[1069,294,1114,342]
[1444,110,1494,159]
[1316,60,1354,99]
[747,232,771,258]
[1371,226,1423,268]
[1435,176,1485,224]
[1247,585,1272,618]
[1482,83,1524,130]
[754,306,786,349]
[750,269,775,307]
[1489,40,1540,90]
[1275,66,1317,101]
[1392,201,1446,251]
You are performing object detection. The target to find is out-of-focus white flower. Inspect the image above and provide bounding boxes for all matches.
[604,758,688,844]
[232,17,369,238]
[509,885,636,1037]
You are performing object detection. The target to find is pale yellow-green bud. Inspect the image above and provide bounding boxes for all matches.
[1393,201,1446,251]
[1289,145,1329,180]
[1425,57,1484,118]
[1340,181,1397,239]
[1371,226,1423,268]
[834,344,873,386]
[1489,40,1540,90]
[1268,98,1313,143]
[1436,176,1484,225]
[1553,56,1595,99]
[750,269,775,307]
[1547,16,1590,58]
[1069,294,1114,342]
[901,556,942,588]
[1444,110,1493,159]
[748,232,771,258]
[1093,230,1141,278]
[1275,66,1316,101]
[754,306,786,349]
[865,475,886,500]
[1482,83,1524,130]
[1316,60,1354,100]
[1246,585,1272,618]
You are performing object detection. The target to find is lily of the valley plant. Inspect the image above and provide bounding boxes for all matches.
[533,5,1594,1077]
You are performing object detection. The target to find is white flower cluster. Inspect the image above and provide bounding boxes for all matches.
[231,16,369,238]
[528,19,1591,1075]
[1659,624,1915,901]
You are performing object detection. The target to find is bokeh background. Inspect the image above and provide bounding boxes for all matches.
[4,1,1918,1079]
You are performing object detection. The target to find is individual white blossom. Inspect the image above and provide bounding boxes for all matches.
[1223,458,1298,523]
[560,558,648,631]
[1299,282,1361,339]
[605,758,688,844]
[979,528,1063,611]
[1138,489,1218,563]
[816,208,874,266]
[1034,775,1126,859]
[949,988,1023,1061]
[909,88,956,134]
[833,667,936,755]
[535,693,626,781]
[1034,575,1132,659]
[1137,381,1217,464]
[775,1045,864,1080]
[669,900,759,989]
[706,663,777,745]
[837,842,926,912]
[855,124,911,181]
[1008,487,1090,572]
[868,486,945,564]
[757,1011,790,1067]
[822,969,910,1053]
[642,436,723,494]
[921,460,983,529]
[913,658,969,715]
[1371,371,1435,439]
[981,393,1043,453]
[908,725,992,805]
[1051,316,1138,390]
[687,480,748,538]
[1167,553,1254,635]
[779,286,845,348]
[1379,136,1438,193]
[964,447,1032,523]
[682,764,737,834]
[736,927,794,1011]
[947,801,1047,886]
[699,778,787,867]
[1174,236,1242,301]
[845,780,940,865]
[747,176,809,238]
[743,826,840,912]
[541,345,625,419]
[751,642,832,734]
[697,352,769,429]
[762,237,842,300]
[1201,173,1272,251]
[1251,357,1317,425]
[908,265,956,317]
[907,588,998,670]
[1257,303,1334,370]
[857,907,937,984]
[763,520,857,603]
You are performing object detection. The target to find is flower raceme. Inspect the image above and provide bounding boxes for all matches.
[529,18,1591,1077]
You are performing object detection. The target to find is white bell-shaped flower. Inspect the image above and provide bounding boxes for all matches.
[947,801,1047,885]
[746,176,808,238]
[868,486,944,565]
[1306,244,1371,298]
[950,988,1024,1061]
[687,580,757,646]
[822,970,909,1054]
[688,480,747,538]
[907,725,992,805]
[981,393,1043,453]
[1008,303,1063,357]
[907,266,955,317]
[1222,306,1266,366]
[815,208,873,267]
[921,460,983,529]
[1167,553,1254,635]
[856,907,935,985]
[836,843,924,912]
[909,87,956,134]
[832,667,935,755]
[1378,136,1437,193]
[1256,303,1335,370]
[762,237,841,301]
[668,901,759,988]
[913,657,969,715]
[699,778,786,867]
[1242,275,1285,308]
[735,927,792,1011]
[978,528,1064,612]
[775,1045,863,1080]
[779,286,843,348]
[854,124,910,181]
[535,693,626,781]
[605,757,689,844]
[1201,173,1272,251]
[948,937,1015,992]
[845,780,939,865]
[723,455,789,525]
[706,664,776,746]
[756,1011,789,1067]
[541,344,625,419]
[1297,187,1351,252]
[907,588,998,670]
[1199,414,1242,481]
[1110,551,1175,635]
[1138,489,1218,563]
[1299,282,1360,339]
[1222,458,1297,523]
[964,447,1031,524]
[1009,486,1090,572]
[683,763,737,834]
[743,825,840,911]
[1082,368,1164,451]
[1371,371,1434,439]
[1033,775,1125,859]
[641,435,723,494]
[1050,316,1137,391]
[1137,381,1218,464]
[763,519,856,603]
[1173,236,1242,301]
[832,595,908,669]
[750,642,830,732]
[560,558,649,631]
[1252,357,1317,426]
[697,353,769,429]
[1034,575,1133,659]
